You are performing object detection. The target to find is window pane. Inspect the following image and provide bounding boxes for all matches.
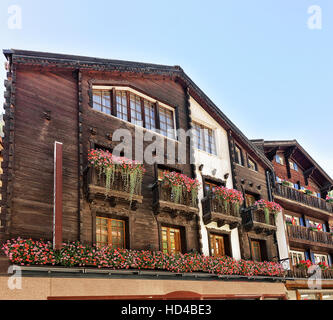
[130,93,143,126]
[116,91,128,121]
[144,100,156,131]
[93,90,111,115]
[159,106,175,139]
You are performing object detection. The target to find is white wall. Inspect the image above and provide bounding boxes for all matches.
[190,96,241,260]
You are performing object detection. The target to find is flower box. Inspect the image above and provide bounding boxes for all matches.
[2,238,285,277]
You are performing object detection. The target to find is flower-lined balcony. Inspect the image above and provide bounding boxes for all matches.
[242,200,281,235]
[152,171,199,219]
[286,261,333,280]
[2,238,285,278]
[202,187,243,229]
[274,183,333,214]
[85,149,144,209]
[286,224,333,249]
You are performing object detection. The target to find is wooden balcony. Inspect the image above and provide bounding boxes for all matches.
[201,196,242,229]
[85,166,143,209]
[286,224,333,249]
[152,181,199,219]
[275,183,333,214]
[286,266,333,279]
[242,206,277,235]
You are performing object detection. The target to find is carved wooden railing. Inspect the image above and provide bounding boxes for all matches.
[152,181,199,216]
[286,266,333,279]
[85,166,143,207]
[287,224,333,247]
[242,206,277,234]
[275,183,333,213]
[202,195,242,228]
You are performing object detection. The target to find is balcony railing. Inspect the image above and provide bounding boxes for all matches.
[201,196,242,229]
[286,224,333,247]
[275,183,333,213]
[152,181,199,218]
[85,166,143,208]
[286,266,333,279]
[242,206,277,234]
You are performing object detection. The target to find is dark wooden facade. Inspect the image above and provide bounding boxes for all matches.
[253,139,333,268]
[228,135,278,261]
[0,50,202,254]
[1,49,283,264]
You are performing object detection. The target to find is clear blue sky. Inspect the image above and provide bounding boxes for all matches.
[0,0,332,176]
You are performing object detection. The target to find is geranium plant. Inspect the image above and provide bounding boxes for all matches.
[88,149,145,202]
[326,191,333,203]
[2,238,284,278]
[160,171,200,207]
[296,259,312,270]
[254,199,283,225]
[212,186,244,213]
[282,180,294,188]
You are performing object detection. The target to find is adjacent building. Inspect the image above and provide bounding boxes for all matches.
[253,139,333,300]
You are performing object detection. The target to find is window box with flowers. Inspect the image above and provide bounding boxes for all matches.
[202,186,244,229]
[152,171,200,217]
[254,199,283,226]
[282,180,294,188]
[86,149,145,208]
[2,238,285,278]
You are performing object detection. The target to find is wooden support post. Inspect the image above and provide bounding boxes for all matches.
[53,141,63,250]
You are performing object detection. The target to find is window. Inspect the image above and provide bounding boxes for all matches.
[96,217,126,248]
[116,91,128,121]
[93,90,112,115]
[234,144,244,166]
[161,226,181,254]
[144,99,156,131]
[159,106,175,139]
[248,157,257,171]
[289,161,298,171]
[92,88,177,139]
[129,93,143,126]
[285,214,300,226]
[276,154,284,165]
[290,250,305,266]
[294,183,299,190]
[245,193,257,207]
[314,253,329,265]
[251,240,262,262]
[210,234,230,257]
[192,122,216,155]
[204,180,221,195]
[276,176,282,183]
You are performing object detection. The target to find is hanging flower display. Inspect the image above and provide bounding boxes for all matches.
[212,186,244,213]
[254,199,283,225]
[160,171,200,207]
[2,238,285,277]
[88,149,145,201]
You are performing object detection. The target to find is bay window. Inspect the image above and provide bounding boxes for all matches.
[92,88,176,139]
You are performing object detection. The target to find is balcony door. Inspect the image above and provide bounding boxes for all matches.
[161,226,182,254]
[251,239,267,262]
[96,217,126,249]
[210,234,224,256]
[245,193,258,207]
